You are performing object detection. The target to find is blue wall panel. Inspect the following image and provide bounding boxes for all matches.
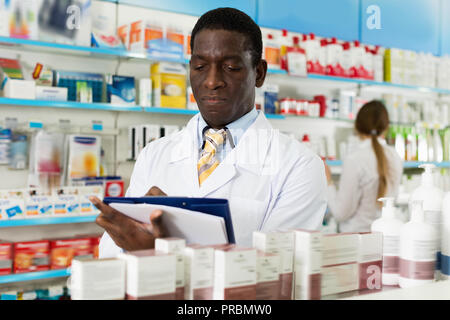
[257,0,360,41]
[360,0,440,55]
[441,0,450,55]
[118,0,257,19]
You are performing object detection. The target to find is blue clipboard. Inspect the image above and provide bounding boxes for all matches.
[103,197,235,244]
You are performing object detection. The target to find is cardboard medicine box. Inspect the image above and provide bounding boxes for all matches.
[13,240,50,273]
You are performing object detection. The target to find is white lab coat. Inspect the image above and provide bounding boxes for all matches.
[99,111,327,258]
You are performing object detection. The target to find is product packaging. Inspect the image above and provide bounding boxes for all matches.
[371,197,404,285]
[399,200,438,288]
[13,240,50,273]
[252,230,294,300]
[138,78,152,107]
[0,128,11,165]
[104,178,125,197]
[4,79,36,99]
[106,75,136,105]
[91,0,123,49]
[35,86,68,101]
[442,191,450,279]
[37,0,92,47]
[78,185,103,215]
[256,251,280,300]
[183,244,214,300]
[321,233,359,296]
[186,86,198,110]
[357,232,383,291]
[67,135,101,180]
[293,230,322,300]
[261,84,279,114]
[50,237,93,269]
[117,249,176,300]
[151,62,187,108]
[263,33,281,70]
[52,187,80,216]
[71,258,126,300]
[0,241,13,275]
[213,247,257,300]
[0,189,25,220]
[286,36,307,77]
[9,135,28,170]
[54,71,103,103]
[25,188,53,217]
[155,238,186,300]
[409,164,444,273]
[5,0,38,40]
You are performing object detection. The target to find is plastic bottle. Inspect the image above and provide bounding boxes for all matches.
[371,197,405,285]
[399,200,438,288]
[394,126,405,160]
[433,128,443,163]
[409,163,444,277]
[417,128,428,162]
[441,191,450,279]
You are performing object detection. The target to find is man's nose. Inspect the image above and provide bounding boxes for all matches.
[204,66,225,90]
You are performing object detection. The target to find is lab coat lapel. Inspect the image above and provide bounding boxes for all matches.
[168,114,201,196]
[198,112,273,197]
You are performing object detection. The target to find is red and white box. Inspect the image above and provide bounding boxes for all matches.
[183,244,214,300]
[357,232,383,290]
[321,233,359,296]
[104,179,125,197]
[293,230,322,300]
[49,237,93,270]
[253,230,295,300]
[256,251,280,300]
[71,258,126,300]
[118,249,176,300]
[13,240,50,273]
[155,237,186,300]
[213,247,257,300]
[0,241,13,275]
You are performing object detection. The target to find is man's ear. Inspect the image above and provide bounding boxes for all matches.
[255,59,268,88]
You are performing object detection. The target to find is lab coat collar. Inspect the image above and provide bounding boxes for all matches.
[168,111,274,197]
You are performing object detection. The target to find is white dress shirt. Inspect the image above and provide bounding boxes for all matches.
[327,137,403,232]
[99,110,328,258]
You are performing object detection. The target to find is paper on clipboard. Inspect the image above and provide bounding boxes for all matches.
[109,202,229,245]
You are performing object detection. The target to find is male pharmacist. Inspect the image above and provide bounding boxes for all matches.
[91,7,327,258]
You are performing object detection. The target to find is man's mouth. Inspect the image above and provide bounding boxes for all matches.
[202,96,227,104]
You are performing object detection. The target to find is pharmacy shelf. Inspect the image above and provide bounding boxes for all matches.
[2,35,449,96]
[0,36,189,64]
[0,98,285,119]
[267,69,450,95]
[0,97,143,112]
[0,269,70,284]
[326,160,450,168]
[403,161,450,168]
[0,215,98,228]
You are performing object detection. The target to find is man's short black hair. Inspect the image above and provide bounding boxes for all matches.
[190,7,262,67]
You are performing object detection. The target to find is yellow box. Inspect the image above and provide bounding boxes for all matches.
[151,62,187,109]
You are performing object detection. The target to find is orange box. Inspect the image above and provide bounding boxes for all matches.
[0,241,13,275]
[13,240,50,273]
[50,237,93,270]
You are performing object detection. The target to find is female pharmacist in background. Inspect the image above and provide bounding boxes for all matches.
[324,100,403,232]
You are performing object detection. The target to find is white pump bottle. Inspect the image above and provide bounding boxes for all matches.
[371,197,404,285]
[399,200,438,288]
[441,191,450,279]
[408,164,444,278]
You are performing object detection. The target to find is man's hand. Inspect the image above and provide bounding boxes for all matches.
[91,186,168,251]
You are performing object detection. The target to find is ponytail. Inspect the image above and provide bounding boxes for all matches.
[355,100,390,207]
[371,135,388,201]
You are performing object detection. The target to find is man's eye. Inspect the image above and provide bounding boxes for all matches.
[226,66,241,71]
[194,65,205,71]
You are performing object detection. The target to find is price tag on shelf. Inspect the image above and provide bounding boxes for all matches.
[29,121,43,129]
[4,117,18,129]
[92,120,103,131]
[59,119,71,131]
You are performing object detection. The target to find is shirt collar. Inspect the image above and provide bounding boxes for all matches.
[197,107,259,148]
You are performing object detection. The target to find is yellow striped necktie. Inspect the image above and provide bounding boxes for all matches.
[198,128,227,186]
